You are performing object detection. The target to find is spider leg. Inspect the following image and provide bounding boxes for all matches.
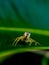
[14,39,20,46]
[14,36,22,46]
[28,38,33,46]
[29,38,40,46]
[33,40,40,46]
[35,42,40,45]
[12,38,18,46]
[29,41,32,46]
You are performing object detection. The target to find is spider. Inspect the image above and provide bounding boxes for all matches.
[12,32,40,46]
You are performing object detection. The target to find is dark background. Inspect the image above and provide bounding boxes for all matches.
[1,52,43,65]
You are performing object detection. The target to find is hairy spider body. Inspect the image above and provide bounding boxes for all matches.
[12,32,40,46]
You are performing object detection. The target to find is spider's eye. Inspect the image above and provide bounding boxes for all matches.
[24,32,31,36]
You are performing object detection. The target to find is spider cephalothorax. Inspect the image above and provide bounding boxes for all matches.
[12,32,40,46]
[23,32,31,40]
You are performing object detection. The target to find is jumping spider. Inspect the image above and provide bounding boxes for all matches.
[12,32,40,46]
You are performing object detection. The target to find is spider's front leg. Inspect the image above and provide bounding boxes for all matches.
[12,38,18,46]
[13,36,23,46]
[12,37,20,46]
[15,38,20,46]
